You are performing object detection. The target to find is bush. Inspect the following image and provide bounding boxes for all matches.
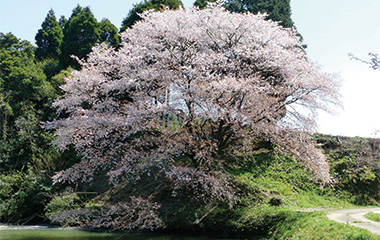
[315,134,380,204]
[45,191,81,218]
[0,169,51,224]
[47,196,164,230]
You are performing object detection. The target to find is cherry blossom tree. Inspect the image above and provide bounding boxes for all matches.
[48,3,339,229]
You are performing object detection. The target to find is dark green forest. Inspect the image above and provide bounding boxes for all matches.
[1,1,380,239]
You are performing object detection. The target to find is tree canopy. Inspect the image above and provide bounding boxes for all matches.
[35,9,63,60]
[0,33,55,170]
[120,0,183,31]
[99,19,120,48]
[225,0,294,29]
[59,5,100,69]
[193,0,217,9]
[48,4,339,230]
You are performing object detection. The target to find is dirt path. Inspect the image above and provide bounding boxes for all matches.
[327,207,380,235]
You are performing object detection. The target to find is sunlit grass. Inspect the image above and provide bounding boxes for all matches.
[271,211,380,240]
[365,212,380,222]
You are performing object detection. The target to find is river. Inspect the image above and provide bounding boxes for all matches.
[0,225,240,240]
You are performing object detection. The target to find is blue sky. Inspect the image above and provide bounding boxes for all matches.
[1,0,379,137]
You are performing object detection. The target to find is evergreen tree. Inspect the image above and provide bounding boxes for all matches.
[0,33,55,170]
[120,0,183,32]
[225,0,294,29]
[193,0,217,9]
[58,16,67,29]
[99,19,119,48]
[35,9,63,60]
[59,5,100,69]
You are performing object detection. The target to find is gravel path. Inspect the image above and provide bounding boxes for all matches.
[327,207,380,235]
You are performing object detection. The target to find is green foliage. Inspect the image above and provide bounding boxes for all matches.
[193,0,217,9]
[35,9,63,60]
[58,16,67,29]
[45,192,81,217]
[365,212,380,222]
[231,153,320,194]
[59,5,100,69]
[315,134,380,205]
[197,151,352,237]
[120,0,183,32]
[49,68,73,96]
[201,135,380,238]
[0,32,56,170]
[271,211,380,240]
[0,32,81,225]
[0,33,52,106]
[37,58,61,80]
[99,19,119,48]
[223,0,304,43]
[0,169,51,224]
[0,5,122,223]
[225,0,294,29]
[232,153,351,209]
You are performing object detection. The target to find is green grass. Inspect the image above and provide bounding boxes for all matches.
[365,212,380,222]
[271,211,380,240]
[220,153,380,239]
[0,228,118,240]
[0,228,249,240]
[233,170,352,210]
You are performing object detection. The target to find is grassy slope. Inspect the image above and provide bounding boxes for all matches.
[231,174,380,239]
[272,211,379,240]
[200,140,380,239]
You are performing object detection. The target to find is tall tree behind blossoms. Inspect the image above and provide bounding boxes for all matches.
[48,3,339,230]
[193,0,217,9]
[120,0,183,31]
[99,19,119,48]
[225,0,294,29]
[59,5,100,69]
[35,9,63,60]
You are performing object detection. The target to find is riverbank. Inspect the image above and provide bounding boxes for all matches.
[2,207,380,240]
[2,134,380,239]
[0,225,120,240]
[0,225,243,240]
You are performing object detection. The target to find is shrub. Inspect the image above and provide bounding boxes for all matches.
[0,169,51,224]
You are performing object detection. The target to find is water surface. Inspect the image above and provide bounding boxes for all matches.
[0,225,238,240]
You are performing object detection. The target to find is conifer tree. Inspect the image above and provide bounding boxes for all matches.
[99,19,119,48]
[225,0,294,28]
[35,9,63,60]
[193,0,216,9]
[120,0,183,31]
[58,16,67,29]
[59,5,100,69]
